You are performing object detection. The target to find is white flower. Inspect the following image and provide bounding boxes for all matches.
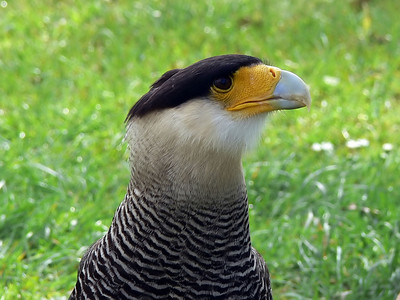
[382,143,393,151]
[311,142,334,152]
[346,139,369,149]
[323,75,340,86]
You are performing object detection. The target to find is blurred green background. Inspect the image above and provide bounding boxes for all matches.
[1,0,399,299]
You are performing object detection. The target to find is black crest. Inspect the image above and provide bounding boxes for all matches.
[125,54,262,121]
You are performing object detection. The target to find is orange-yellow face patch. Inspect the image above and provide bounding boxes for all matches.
[211,64,282,115]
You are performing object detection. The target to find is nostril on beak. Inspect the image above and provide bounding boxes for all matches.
[269,68,277,78]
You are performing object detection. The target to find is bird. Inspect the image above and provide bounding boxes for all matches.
[69,54,311,299]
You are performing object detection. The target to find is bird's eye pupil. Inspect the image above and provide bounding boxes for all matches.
[213,76,232,91]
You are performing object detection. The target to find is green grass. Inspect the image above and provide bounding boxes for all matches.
[1,0,400,299]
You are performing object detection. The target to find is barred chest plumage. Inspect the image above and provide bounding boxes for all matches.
[70,178,272,299]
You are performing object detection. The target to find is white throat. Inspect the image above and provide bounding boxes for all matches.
[125,99,268,204]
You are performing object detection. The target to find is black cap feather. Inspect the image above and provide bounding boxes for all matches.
[126,54,262,121]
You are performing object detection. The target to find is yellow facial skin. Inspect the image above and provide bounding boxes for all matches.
[211,64,310,117]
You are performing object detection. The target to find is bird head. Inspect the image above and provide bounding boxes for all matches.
[126,55,311,158]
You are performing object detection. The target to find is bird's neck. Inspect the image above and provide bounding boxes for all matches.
[127,121,248,208]
[125,124,252,237]
[125,148,253,257]
[117,121,254,273]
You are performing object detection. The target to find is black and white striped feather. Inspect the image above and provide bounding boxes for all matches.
[70,179,272,299]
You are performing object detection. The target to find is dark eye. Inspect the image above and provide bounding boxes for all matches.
[212,76,233,92]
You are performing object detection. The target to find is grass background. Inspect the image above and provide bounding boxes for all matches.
[1,0,399,299]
